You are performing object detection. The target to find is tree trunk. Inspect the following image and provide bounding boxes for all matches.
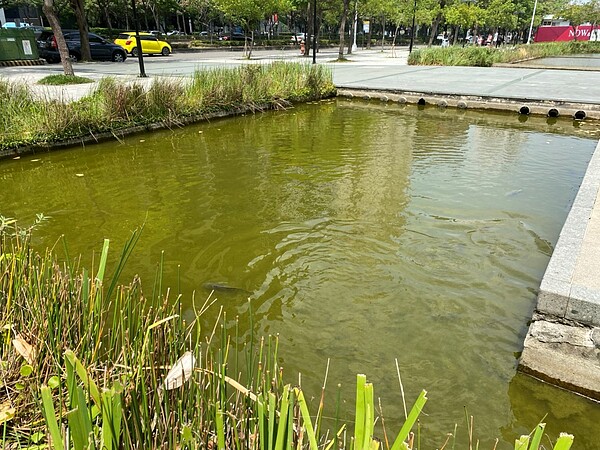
[381,15,385,51]
[428,13,442,46]
[103,5,113,35]
[453,26,459,45]
[69,0,91,61]
[338,0,349,60]
[305,1,313,56]
[391,24,399,57]
[347,3,355,54]
[247,30,254,58]
[153,8,160,31]
[367,20,371,48]
[43,0,74,76]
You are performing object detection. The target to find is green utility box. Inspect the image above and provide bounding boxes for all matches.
[0,28,39,61]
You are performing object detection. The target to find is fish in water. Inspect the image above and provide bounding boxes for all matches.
[505,189,523,197]
[203,282,251,295]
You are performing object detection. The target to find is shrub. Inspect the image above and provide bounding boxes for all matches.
[408,41,600,67]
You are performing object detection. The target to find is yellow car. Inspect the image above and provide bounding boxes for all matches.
[114,32,172,56]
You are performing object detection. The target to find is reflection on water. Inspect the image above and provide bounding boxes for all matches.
[1,100,599,448]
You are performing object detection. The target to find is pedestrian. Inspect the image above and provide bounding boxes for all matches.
[441,31,449,47]
[465,29,472,46]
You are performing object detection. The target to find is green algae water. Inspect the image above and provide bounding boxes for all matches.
[2,100,600,448]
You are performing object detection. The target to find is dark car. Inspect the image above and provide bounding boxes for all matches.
[219,32,252,42]
[38,31,127,63]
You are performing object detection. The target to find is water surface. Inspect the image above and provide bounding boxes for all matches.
[1,100,599,448]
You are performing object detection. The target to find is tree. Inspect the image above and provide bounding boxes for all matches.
[338,0,350,59]
[445,1,486,42]
[70,0,91,60]
[213,0,291,57]
[561,0,600,40]
[42,0,75,75]
[484,0,517,32]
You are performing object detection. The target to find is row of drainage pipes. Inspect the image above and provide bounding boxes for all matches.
[518,105,586,120]
[409,97,587,120]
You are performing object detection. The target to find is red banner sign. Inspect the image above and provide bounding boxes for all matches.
[534,25,600,42]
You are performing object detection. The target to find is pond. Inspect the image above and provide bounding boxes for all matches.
[2,100,600,449]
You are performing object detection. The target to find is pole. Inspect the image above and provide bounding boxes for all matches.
[130,0,146,77]
[527,0,538,44]
[312,0,317,64]
[352,0,358,52]
[409,0,417,53]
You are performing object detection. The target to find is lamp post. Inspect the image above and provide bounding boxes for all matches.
[409,0,417,53]
[527,0,538,44]
[352,0,358,52]
[130,0,146,77]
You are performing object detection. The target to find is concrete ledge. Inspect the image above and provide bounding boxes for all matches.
[520,319,600,400]
[519,139,600,399]
[336,88,600,120]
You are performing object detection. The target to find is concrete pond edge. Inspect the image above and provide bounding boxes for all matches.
[519,139,600,402]
[336,87,600,121]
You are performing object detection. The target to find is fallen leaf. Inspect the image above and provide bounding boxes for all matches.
[13,335,36,364]
[31,159,40,162]
[75,173,84,177]
[198,130,203,134]
[13,156,20,160]
[0,402,15,424]
[140,139,145,142]
[161,351,195,391]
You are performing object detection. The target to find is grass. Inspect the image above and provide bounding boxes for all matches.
[0,62,336,152]
[38,75,95,85]
[408,41,600,67]
[0,217,577,450]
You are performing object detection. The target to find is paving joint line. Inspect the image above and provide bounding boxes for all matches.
[483,69,547,95]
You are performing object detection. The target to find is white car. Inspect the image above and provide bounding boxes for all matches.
[290,33,306,43]
[2,21,32,29]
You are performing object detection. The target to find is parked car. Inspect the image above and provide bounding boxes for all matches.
[1,21,32,28]
[167,30,184,36]
[114,32,172,56]
[37,31,127,63]
[219,32,252,42]
[290,33,306,43]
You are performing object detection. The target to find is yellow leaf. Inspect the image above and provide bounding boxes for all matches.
[13,335,36,364]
